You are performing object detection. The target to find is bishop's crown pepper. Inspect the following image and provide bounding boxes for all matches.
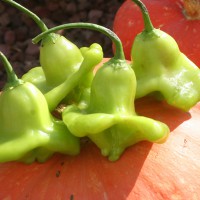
[0,52,80,163]
[2,0,83,93]
[22,42,101,108]
[39,33,83,86]
[42,42,103,112]
[34,22,170,161]
[4,0,104,108]
[131,0,200,111]
[22,33,83,92]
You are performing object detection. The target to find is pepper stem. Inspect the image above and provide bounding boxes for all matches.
[131,0,154,32]
[0,52,21,87]
[183,0,200,20]
[2,0,48,32]
[32,23,125,60]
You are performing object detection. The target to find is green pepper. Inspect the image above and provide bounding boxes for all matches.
[35,23,170,161]
[62,57,169,161]
[73,43,104,108]
[39,33,83,86]
[21,66,49,93]
[22,33,83,91]
[3,1,104,109]
[43,42,103,111]
[131,0,200,111]
[3,0,83,92]
[0,52,80,163]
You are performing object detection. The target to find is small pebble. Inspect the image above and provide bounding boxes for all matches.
[4,30,16,45]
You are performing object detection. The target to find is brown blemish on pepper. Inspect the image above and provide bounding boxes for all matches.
[56,170,61,177]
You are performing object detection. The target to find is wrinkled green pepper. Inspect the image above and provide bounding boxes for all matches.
[35,23,170,161]
[0,52,80,163]
[131,0,200,111]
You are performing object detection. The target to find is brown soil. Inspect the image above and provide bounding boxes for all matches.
[0,0,123,89]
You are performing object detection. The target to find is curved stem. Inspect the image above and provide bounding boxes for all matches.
[131,0,154,32]
[2,0,48,32]
[0,52,21,86]
[32,23,125,60]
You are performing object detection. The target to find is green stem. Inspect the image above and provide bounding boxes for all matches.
[32,23,125,60]
[132,0,154,32]
[2,0,48,32]
[0,52,21,87]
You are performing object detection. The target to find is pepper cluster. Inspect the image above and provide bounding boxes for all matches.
[0,0,200,163]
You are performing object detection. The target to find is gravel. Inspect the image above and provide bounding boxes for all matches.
[0,0,123,89]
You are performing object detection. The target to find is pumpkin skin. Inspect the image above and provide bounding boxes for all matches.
[0,59,200,200]
[113,0,200,67]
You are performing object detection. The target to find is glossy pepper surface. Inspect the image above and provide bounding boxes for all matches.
[22,43,103,112]
[131,0,200,111]
[38,23,172,161]
[63,57,169,161]
[3,0,84,94]
[39,33,83,86]
[43,43,103,111]
[0,52,80,163]
[22,33,84,93]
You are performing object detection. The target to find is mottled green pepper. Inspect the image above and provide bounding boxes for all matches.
[0,52,80,163]
[131,0,200,111]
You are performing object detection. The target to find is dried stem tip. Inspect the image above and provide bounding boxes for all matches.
[183,0,200,20]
